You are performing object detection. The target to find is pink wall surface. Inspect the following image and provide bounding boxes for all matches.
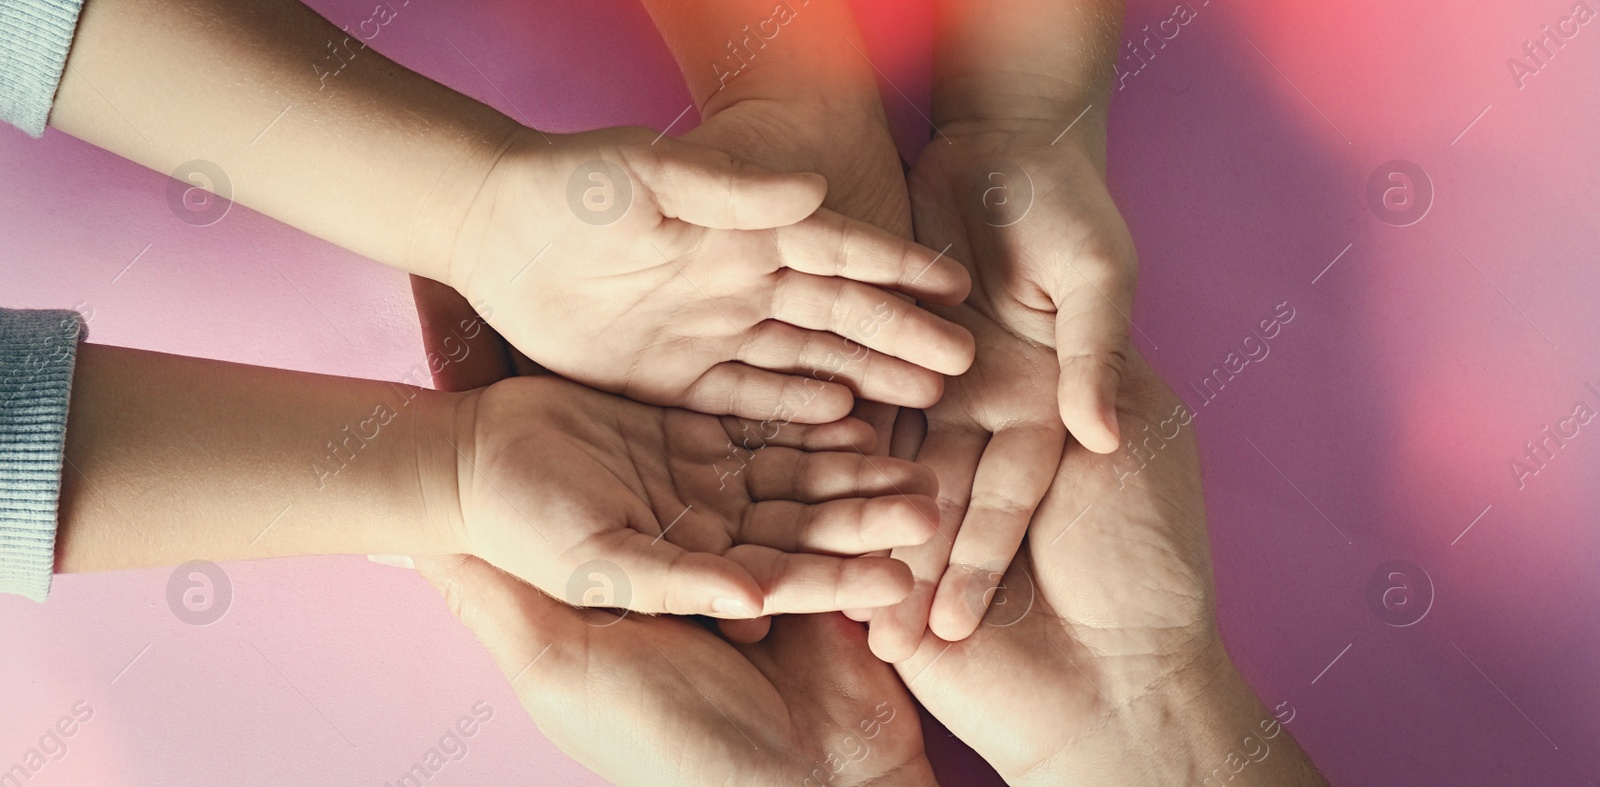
[2,0,1598,784]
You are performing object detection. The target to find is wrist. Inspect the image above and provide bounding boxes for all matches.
[402,115,528,287]
[410,385,473,558]
[932,78,1108,162]
[1013,640,1322,787]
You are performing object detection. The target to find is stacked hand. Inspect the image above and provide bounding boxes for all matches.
[33,0,1333,782]
[854,120,1140,648]
[445,126,974,424]
[911,123,1139,454]
[448,374,940,619]
[416,554,934,787]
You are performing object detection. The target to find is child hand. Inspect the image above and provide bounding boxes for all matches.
[909,125,1137,453]
[446,374,941,618]
[445,126,975,424]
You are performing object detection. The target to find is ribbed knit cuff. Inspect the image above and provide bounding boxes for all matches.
[0,309,82,601]
[0,0,87,138]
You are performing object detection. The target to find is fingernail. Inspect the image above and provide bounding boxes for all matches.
[367,554,415,570]
[712,596,755,617]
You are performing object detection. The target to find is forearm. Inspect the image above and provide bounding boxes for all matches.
[1018,651,1327,787]
[637,0,880,117]
[932,0,1123,160]
[50,0,520,282]
[55,343,462,572]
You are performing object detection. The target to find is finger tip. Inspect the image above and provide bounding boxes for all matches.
[906,371,945,408]
[939,336,978,377]
[847,557,914,605]
[718,616,772,643]
[787,381,855,424]
[867,622,921,664]
[927,608,980,643]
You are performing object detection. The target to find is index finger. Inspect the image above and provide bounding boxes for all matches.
[775,209,972,305]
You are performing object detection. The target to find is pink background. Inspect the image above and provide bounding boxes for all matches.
[3,0,1599,784]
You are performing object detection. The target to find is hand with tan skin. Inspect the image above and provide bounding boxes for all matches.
[453,373,939,618]
[638,0,925,455]
[53,342,939,620]
[396,306,1326,784]
[889,350,1329,786]
[413,554,936,787]
[863,0,1140,655]
[50,0,975,425]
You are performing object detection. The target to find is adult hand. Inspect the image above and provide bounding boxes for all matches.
[447,374,942,618]
[414,555,936,787]
[890,350,1328,786]
[910,122,1137,453]
[449,126,973,424]
[865,303,1066,658]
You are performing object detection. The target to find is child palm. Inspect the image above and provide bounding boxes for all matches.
[448,126,976,424]
[453,375,941,618]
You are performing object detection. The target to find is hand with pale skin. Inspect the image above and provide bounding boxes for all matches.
[413,554,936,787]
[887,350,1329,786]
[909,122,1136,450]
[451,126,975,423]
[844,0,1139,647]
[452,374,941,618]
[915,0,1137,453]
[864,304,1067,659]
[50,0,975,427]
[637,0,924,448]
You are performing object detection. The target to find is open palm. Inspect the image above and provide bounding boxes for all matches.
[452,126,973,424]
[910,128,1138,452]
[866,303,1067,659]
[890,350,1220,784]
[455,374,941,618]
[416,554,935,787]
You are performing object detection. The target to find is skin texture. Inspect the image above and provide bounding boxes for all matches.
[449,125,976,423]
[638,0,921,450]
[451,374,941,618]
[866,0,1142,656]
[54,343,937,618]
[51,0,976,426]
[400,307,1328,784]
[414,554,937,787]
[890,350,1329,787]
[928,0,1135,452]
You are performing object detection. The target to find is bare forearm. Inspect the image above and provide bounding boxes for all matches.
[933,0,1123,156]
[1020,654,1327,787]
[55,344,461,572]
[51,0,519,282]
[637,0,879,116]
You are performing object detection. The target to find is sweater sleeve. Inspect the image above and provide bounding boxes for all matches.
[0,308,83,601]
[0,0,86,137]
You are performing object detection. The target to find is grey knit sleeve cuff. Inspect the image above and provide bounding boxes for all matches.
[0,0,87,138]
[0,308,83,601]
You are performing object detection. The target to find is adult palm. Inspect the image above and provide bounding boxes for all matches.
[909,126,1138,453]
[866,303,1067,659]
[416,554,936,787]
[890,350,1223,785]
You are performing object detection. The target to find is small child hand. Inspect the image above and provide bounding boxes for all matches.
[448,374,942,618]
[446,126,975,425]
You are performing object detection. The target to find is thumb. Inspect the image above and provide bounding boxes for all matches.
[413,555,584,685]
[1052,255,1135,455]
[634,136,827,229]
